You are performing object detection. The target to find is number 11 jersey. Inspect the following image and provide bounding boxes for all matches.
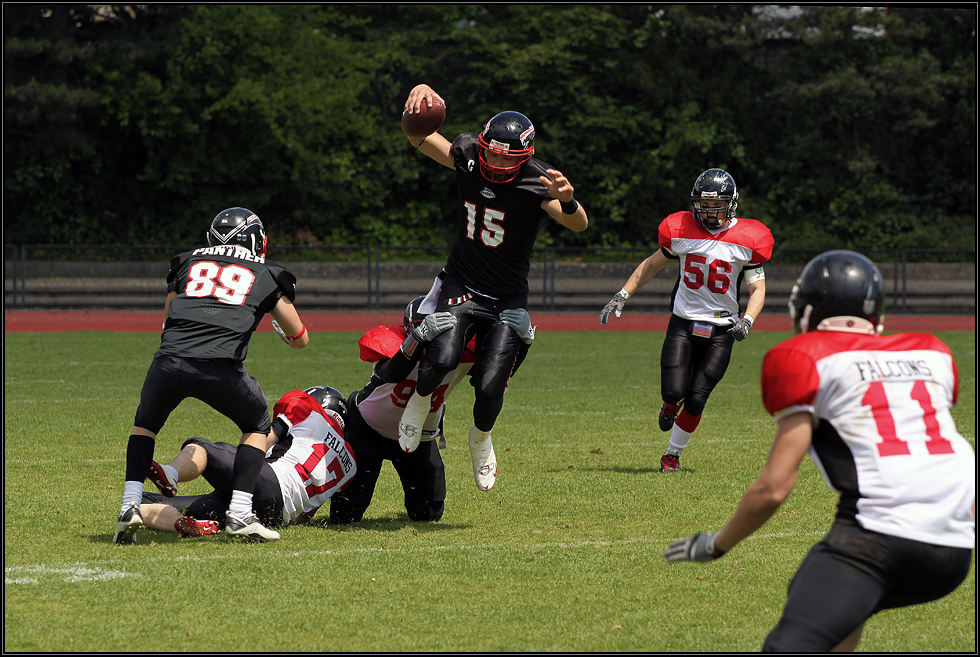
[761,330,975,549]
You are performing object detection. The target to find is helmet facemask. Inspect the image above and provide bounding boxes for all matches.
[691,197,737,229]
[478,135,533,183]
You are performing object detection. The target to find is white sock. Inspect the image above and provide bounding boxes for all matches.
[667,424,695,454]
[163,463,179,483]
[228,491,253,519]
[469,426,491,443]
[122,481,144,513]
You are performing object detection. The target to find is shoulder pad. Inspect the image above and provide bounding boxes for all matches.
[266,261,298,302]
[359,325,407,362]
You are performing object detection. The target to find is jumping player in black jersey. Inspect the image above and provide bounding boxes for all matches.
[397,83,588,490]
[113,207,310,544]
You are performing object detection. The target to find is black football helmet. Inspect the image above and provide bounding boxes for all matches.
[207,207,267,257]
[789,250,886,335]
[404,295,426,333]
[303,385,349,430]
[477,111,535,183]
[691,169,738,229]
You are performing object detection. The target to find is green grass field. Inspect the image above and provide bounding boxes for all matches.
[4,329,975,652]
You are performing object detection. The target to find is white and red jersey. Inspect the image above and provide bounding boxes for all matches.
[761,330,975,548]
[354,325,477,442]
[267,390,357,524]
[658,211,773,324]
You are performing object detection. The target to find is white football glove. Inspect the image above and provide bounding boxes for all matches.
[413,312,457,342]
[499,308,534,345]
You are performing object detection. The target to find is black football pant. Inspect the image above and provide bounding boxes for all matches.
[762,517,973,652]
[660,314,735,417]
[330,403,445,523]
[146,437,284,527]
[415,280,524,432]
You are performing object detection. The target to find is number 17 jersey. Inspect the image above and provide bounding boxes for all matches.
[761,330,975,549]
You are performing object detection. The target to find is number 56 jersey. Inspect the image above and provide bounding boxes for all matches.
[761,330,975,549]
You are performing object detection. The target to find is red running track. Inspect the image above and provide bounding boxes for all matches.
[4,311,974,333]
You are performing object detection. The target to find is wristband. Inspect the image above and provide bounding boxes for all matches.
[417,136,427,150]
[559,198,579,214]
[618,288,631,300]
[743,314,754,325]
[288,325,307,341]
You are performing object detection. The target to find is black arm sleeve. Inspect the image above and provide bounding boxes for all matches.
[373,348,422,384]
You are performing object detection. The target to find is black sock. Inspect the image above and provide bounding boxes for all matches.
[125,434,156,482]
[231,443,265,494]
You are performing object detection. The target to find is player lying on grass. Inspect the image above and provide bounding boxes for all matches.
[664,250,975,652]
[139,387,355,540]
[330,281,533,524]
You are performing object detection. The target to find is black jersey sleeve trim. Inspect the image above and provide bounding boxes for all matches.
[660,246,679,260]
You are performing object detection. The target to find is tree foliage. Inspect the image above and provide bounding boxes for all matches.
[3,5,975,254]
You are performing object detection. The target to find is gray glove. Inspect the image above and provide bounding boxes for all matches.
[599,292,628,326]
[412,312,457,342]
[499,308,534,345]
[727,316,754,341]
[663,532,725,563]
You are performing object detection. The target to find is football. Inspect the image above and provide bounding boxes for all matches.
[401,100,446,138]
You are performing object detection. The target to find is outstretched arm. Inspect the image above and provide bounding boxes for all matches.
[599,249,673,325]
[404,84,454,169]
[664,412,812,562]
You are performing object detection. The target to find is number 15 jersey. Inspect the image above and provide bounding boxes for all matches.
[761,330,975,549]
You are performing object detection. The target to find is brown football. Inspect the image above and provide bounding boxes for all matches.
[401,100,446,138]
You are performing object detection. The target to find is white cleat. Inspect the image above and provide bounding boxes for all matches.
[398,392,431,453]
[224,511,280,542]
[468,426,497,491]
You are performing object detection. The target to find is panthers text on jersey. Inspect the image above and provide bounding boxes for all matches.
[445,133,556,305]
[761,330,975,549]
[267,390,356,524]
[354,325,477,442]
[659,211,774,324]
[158,244,297,360]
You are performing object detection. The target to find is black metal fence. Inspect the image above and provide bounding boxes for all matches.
[4,244,976,314]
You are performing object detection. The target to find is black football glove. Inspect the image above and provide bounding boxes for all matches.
[727,316,754,341]
[663,532,726,563]
[599,292,628,326]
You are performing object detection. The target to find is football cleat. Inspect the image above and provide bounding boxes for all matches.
[174,516,221,538]
[660,452,680,473]
[658,403,681,432]
[223,511,280,542]
[113,502,143,545]
[468,427,497,491]
[147,460,178,498]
